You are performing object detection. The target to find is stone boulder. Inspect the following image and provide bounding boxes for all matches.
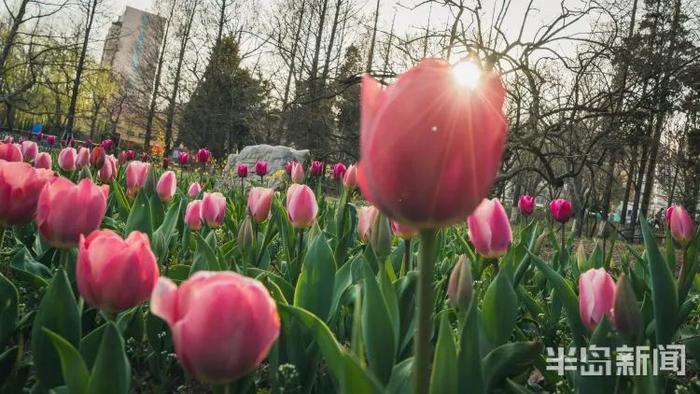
[223,144,310,188]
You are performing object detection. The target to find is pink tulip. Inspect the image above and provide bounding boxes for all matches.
[118,151,127,164]
[77,230,159,312]
[196,148,211,164]
[391,220,418,240]
[0,143,23,162]
[343,164,357,189]
[309,160,323,177]
[0,161,54,226]
[358,59,507,228]
[188,182,202,198]
[185,200,204,230]
[156,171,177,202]
[247,187,275,223]
[100,139,113,151]
[290,161,304,184]
[34,152,52,170]
[36,177,109,248]
[357,206,379,243]
[518,195,535,216]
[178,151,189,165]
[126,161,150,198]
[255,160,268,176]
[76,147,90,169]
[99,155,117,183]
[447,255,473,309]
[285,161,294,176]
[58,147,77,171]
[550,199,573,223]
[331,163,346,180]
[579,268,616,330]
[201,192,226,228]
[286,184,318,229]
[21,141,38,162]
[467,198,512,258]
[46,135,57,146]
[237,164,248,178]
[150,271,280,384]
[667,205,695,246]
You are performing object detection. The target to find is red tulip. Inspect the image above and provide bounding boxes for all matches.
[178,151,189,165]
[255,160,268,176]
[358,59,507,228]
[290,162,304,184]
[90,146,106,169]
[237,164,248,178]
[391,220,418,240]
[331,163,346,180]
[467,198,512,258]
[286,184,318,229]
[185,200,203,230]
[667,205,695,246]
[77,230,158,312]
[126,149,136,161]
[58,147,77,171]
[150,271,280,384]
[100,139,113,151]
[34,152,52,170]
[156,171,177,202]
[36,177,109,248]
[309,161,323,177]
[188,182,202,198]
[357,206,379,243]
[99,155,117,183]
[196,148,211,164]
[0,161,54,226]
[247,187,275,223]
[550,199,573,223]
[126,161,150,198]
[201,192,226,228]
[518,195,535,216]
[579,268,616,330]
[21,141,38,162]
[118,151,127,164]
[0,143,23,162]
[46,135,57,146]
[76,147,90,169]
[343,164,357,189]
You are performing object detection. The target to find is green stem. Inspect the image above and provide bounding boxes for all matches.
[401,239,411,276]
[560,222,566,266]
[0,226,5,249]
[413,229,437,394]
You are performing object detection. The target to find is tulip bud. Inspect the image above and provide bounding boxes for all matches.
[331,163,346,180]
[286,184,318,229]
[178,151,189,165]
[447,255,473,309]
[667,205,695,247]
[343,164,357,189]
[77,229,159,312]
[518,194,535,216]
[196,148,210,164]
[255,160,268,176]
[188,182,202,198]
[369,212,392,259]
[99,155,117,183]
[100,139,113,151]
[578,268,616,331]
[34,152,52,170]
[76,147,90,169]
[290,162,304,183]
[309,160,323,177]
[0,161,54,226]
[156,171,177,202]
[150,272,280,384]
[21,141,38,162]
[58,147,77,171]
[237,164,248,178]
[185,200,203,230]
[576,243,589,273]
[285,161,294,176]
[0,143,23,162]
[247,187,274,223]
[533,232,547,253]
[237,216,255,251]
[46,135,56,145]
[357,206,379,243]
[613,273,641,339]
[126,161,150,198]
[201,192,227,228]
[467,198,512,258]
[126,149,136,161]
[90,146,106,169]
[550,199,573,223]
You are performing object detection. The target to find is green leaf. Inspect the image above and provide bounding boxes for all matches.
[111,181,131,218]
[125,191,152,235]
[386,358,413,394]
[293,233,336,321]
[151,197,184,262]
[640,214,677,345]
[9,247,51,288]
[481,271,517,348]
[31,270,81,390]
[0,273,18,350]
[87,322,130,394]
[79,324,106,370]
[278,304,382,394]
[430,313,457,394]
[482,341,542,392]
[458,301,484,394]
[190,232,220,274]
[529,251,587,347]
[329,259,353,319]
[42,328,89,394]
[361,263,396,384]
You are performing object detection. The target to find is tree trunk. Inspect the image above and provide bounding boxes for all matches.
[0,0,29,75]
[216,0,227,46]
[320,0,342,88]
[365,0,380,73]
[620,145,637,227]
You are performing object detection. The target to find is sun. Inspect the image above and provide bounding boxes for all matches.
[452,60,481,88]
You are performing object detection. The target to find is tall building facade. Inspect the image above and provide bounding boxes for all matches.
[102,6,165,147]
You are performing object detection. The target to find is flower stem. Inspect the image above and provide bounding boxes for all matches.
[0,226,5,250]
[413,229,437,394]
[401,239,411,276]
[560,222,566,266]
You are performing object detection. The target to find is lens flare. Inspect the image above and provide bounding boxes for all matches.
[452,61,481,88]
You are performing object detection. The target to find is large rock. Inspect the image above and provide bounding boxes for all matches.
[223,144,310,188]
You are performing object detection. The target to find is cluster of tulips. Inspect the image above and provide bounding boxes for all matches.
[1,58,700,393]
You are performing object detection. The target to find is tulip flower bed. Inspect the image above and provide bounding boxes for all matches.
[2,60,700,393]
